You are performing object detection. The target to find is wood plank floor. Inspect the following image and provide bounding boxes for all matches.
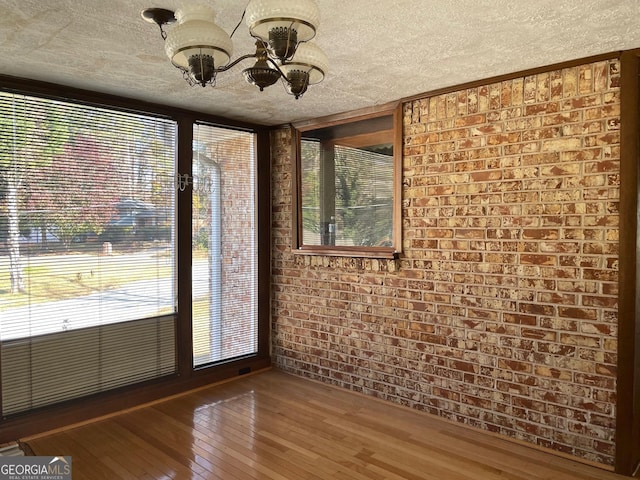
[25,370,630,480]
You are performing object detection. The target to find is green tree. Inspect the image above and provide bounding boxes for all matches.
[300,141,321,236]
[335,147,393,247]
[0,94,69,293]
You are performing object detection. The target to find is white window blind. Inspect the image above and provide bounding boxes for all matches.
[300,140,394,247]
[0,92,177,415]
[192,124,257,367]
[333,144,394,247]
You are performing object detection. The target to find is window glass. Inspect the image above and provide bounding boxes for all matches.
[192,124,257,367]
[296,108,400,257]
[0,92,176,415]
[300,140,394,247]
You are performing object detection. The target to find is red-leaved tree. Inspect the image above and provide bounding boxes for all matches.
[27,135,122,249]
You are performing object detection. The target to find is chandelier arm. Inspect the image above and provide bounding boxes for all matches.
[215,52,261,73]
[248,31,265,46]
[264,57,289,84]
[284,21,295,59]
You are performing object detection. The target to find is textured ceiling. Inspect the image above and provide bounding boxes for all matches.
[0,0,639,126]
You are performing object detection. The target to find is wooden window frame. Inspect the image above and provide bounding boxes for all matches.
[0,74,271,442]
[292,101,402,259]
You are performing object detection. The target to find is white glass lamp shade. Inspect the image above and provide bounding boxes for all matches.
[280,41,328,85]
[245,0,320,43]
[164,4,233,72]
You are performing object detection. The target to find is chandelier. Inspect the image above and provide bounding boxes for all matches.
[141,1,328,99]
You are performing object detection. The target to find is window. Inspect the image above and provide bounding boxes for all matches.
[294,103,402,258]
[192,124,257,367]
[0,92,177,415]
[0,77,270,440]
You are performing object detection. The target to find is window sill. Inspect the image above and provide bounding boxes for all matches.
[292,246,399,259]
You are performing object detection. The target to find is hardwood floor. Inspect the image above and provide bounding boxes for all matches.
[25,370,630,480]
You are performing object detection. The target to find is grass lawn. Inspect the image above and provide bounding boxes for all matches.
[2,245,217,362]
[0,246,174,310]
[192,297,211,361]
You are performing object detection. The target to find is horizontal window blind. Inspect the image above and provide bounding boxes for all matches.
[0,92,177,415]
[192,124,257,367]
[300,140,394,247]
[300,140,321,245]
[333,144,394,247]
[2,316,175,414]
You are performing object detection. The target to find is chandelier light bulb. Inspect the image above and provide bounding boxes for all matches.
[164,4,233,86]
[245,0,320,61]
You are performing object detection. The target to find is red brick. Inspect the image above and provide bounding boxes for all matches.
[271,58,621,467]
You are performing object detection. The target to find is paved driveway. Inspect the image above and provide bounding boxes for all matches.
[0,261,209,341]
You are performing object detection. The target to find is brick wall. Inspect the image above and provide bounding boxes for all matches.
[271,58,621,466]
